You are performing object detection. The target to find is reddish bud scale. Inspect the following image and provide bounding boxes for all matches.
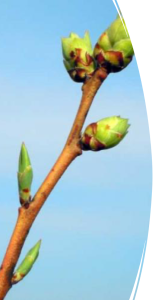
[68,68,94,83]
[81,134,106,151]
[94,46,127,73]
[23,188,30,193]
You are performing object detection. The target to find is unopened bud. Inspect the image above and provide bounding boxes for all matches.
[18,143,33,206]
[12,240,41,284]
[62,32,96,82]
[81,116,130,151]
[94,13,134,72]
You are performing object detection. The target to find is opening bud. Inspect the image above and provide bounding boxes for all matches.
[18,143,33,206]
[62,32,96,82]
[94,13,134,72]
[81,116,130,151]
[12,240,41,284]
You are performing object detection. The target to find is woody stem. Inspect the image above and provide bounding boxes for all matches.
[0,67,108,300]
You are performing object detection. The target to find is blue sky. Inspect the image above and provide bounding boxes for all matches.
[0,1,152,300]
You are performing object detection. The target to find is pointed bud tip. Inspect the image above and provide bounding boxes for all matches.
[20,142,28,153]
[19,143,31,173]
[21,142,26,151]
[84,30,90,37]
[37,239,42,248]
[33,239,41,249]
[69,32,79,38]
[32,239,42,254]
[117,11,122,18]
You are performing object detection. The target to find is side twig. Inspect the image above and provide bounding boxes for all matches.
[0,67,108,300]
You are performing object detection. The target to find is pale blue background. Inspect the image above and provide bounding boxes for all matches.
[0,1,152,300]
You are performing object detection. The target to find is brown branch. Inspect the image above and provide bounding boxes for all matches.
[0,67,108,300]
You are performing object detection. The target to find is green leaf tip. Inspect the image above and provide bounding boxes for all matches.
[12,240,42,285]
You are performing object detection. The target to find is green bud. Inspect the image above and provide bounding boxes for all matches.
[62,31,96,82]
[81,116,130,151]
[18,143,33,206]
[94,13,134,72]
[12,240,41,284]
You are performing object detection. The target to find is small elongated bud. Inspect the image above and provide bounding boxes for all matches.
[12,240,41,284]
[62,32,96,82]
[81,116,130,151]
[94,13,134,72]
[18,143,33,206]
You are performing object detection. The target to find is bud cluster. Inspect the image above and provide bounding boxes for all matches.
[62,13,134,82]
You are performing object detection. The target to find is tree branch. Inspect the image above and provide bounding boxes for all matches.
[0,67,108,300]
